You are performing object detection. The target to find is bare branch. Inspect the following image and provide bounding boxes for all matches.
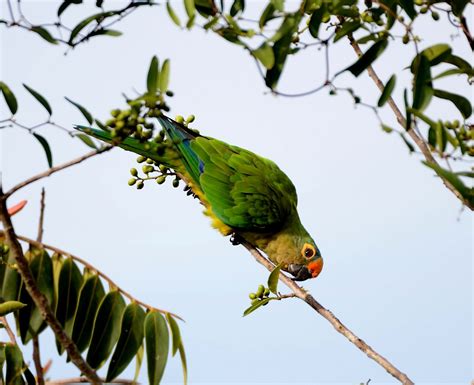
[0,316,17,345]
[37,188,46,243]
[46,377,136,385]
[239,238,414,385]
[0,189,102,384]
[4,146,112,199]
[347,35,474,211]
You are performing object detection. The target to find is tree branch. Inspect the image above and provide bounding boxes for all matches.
[0,316,17,345]
[347,35,474,211]
[239,238,414,385]
[0,189,102,385]
[45,377,136,384]
[4,146,112,199]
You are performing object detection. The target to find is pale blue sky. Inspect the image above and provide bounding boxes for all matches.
[0,1,472,384]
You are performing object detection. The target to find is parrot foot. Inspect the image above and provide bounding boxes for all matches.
[230,233,243,246]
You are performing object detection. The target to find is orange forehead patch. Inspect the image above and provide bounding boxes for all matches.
[308,258,324,278]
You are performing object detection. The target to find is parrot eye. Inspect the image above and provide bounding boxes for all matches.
[302,243,316,259]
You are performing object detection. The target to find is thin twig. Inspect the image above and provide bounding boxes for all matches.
[239,238,414,385]
[2,232,183,322]
[46,378,137,384]
[33,188,47,385]
[0,316,17,345]
[347,35,474,210]
[0,188,102,385]
[4,146,112,199]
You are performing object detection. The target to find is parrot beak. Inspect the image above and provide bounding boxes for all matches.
[287,264,312,281]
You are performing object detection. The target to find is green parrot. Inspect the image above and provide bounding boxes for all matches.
[75,116,323,281]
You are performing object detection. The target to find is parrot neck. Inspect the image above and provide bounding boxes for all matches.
[241,213,309,266]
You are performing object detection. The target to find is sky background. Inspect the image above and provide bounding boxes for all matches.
[0,1,472,384]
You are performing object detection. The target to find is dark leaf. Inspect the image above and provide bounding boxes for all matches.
[412,54,433,112]
[267,263,282,294]
[69,11,116,43]
[106,303,146,381]
[399,133,415,153]
[166,313,181,356]
[0,81,18,114]
[334,20,360,42]
[145,311,169,385]
[33,133,53,168]
[259,3,276,29]
[433,89,472,119]
[23,84,52,115]
[451,0,469,16]
[147,56,159,95]
[31,26,58,44]
[230,0,245,16]
[57,0,82,17]
[5,344,25,385]
[377,74,396,107]
[86,290,126,369]
[88,29,122,37]
[243,297,272,316]
[398,0,416,19]
[71,274,106,352]
[65,97,94,124]
[308,4,325,38]
[342,39,388,77]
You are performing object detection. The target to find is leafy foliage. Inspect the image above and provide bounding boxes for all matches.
[0,242,186,383]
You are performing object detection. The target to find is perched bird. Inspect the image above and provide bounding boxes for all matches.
[75,116,323,281]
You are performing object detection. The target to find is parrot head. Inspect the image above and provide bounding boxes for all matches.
[286,239,323,281]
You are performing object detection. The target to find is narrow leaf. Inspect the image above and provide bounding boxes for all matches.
[106,303,146,382]
[68,11,115,43]
[145,311,169,385]
[0,301,26,317]
[230,0,245,16]
[0,82,18,114]
[342,39,388,77]
[252,42,275,69]
[65,97,93,124]
[86,290,126,369]
[76,133,98,149]
[133,345,144,385]
[166,313,181,356]
[159,59,170,93]
[166,1,181,27]
[259,3,275,29]
[31,26,58,44]
[423,161,472,203]
[5,344,24,385]
[398,0,416,19]
[147,56,159,95]
[399,133,415,153]
[243,297,272,316]
[412,54,433,112]
[184,0,195,19]
[433,89,472,119]
[23,84,52,115]
[71,274,106,352]
[178,342,188,385]
[334,21,360,42]
[267,263,283,294]
[377,75,396,107]
[33,133,53,168]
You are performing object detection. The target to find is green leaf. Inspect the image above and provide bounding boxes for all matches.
[0,301,25,317]
[259,3,275,29]
[184,0,195,20]
[159,59,170,93]
[381,124,394,133]
[133,345,144,384]
[243,297,272,316]
[451,0,469,16]
[65,97,94,124]
[433,89,472,119]
[230,0,245,16]
[377,74,396,107]
[166,313,181,356]
[31,26,58,44]
[398,0,416,19]
[412,54,433,112]
[55,257,82,352]
[267,263,283,294]
[432,68,467,81]
[166,1,181,27]
[2,250,21,302]
[86,290,126,369]
[23,84,52,115]
[423,161,473,204]
[5,344,25,385]
[0,344,5,385]
[308,4,325,38]
[0,82,18,114]
[68,11,115,43]
[88,29,123,37]
[76,133,98,149]
[252,42,275,69]
[334,20,360,42]
[399,133,415,153]
[145,311,169,385]
[106,303,146,382]
[33,133,53,168]
[443,54,473,73]
[270,13,299,42]
[178,342,188,385]
[342,39,388,77]
[71,274,106,352]
[57,0,82,17]
[147,56,159,95]
[421,44,452,66]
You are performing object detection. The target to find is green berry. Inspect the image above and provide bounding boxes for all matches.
[156,175,166,184]
[128,178,137,186]
[130,168,138,176]
[431,11,439,20]
[142,165,154,174]
[453,120,460,128]
[263,288,270,297]
[420,6,428,13]
[186,114,195,123]
[172,178,180,188]
[249,293,257,300]
[256,285,265,298]
[175,115,184,123]
[159,164,168,173]
[146,158,154,164]
[137,156,146,163]
[166,90,174,97]
[111,109,121,117]
[402,34,409,44]
[136,181,144,189]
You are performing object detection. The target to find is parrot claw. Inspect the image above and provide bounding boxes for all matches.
[230,233,243,246]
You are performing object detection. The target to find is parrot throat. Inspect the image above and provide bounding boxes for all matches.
[240,213,310,267]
